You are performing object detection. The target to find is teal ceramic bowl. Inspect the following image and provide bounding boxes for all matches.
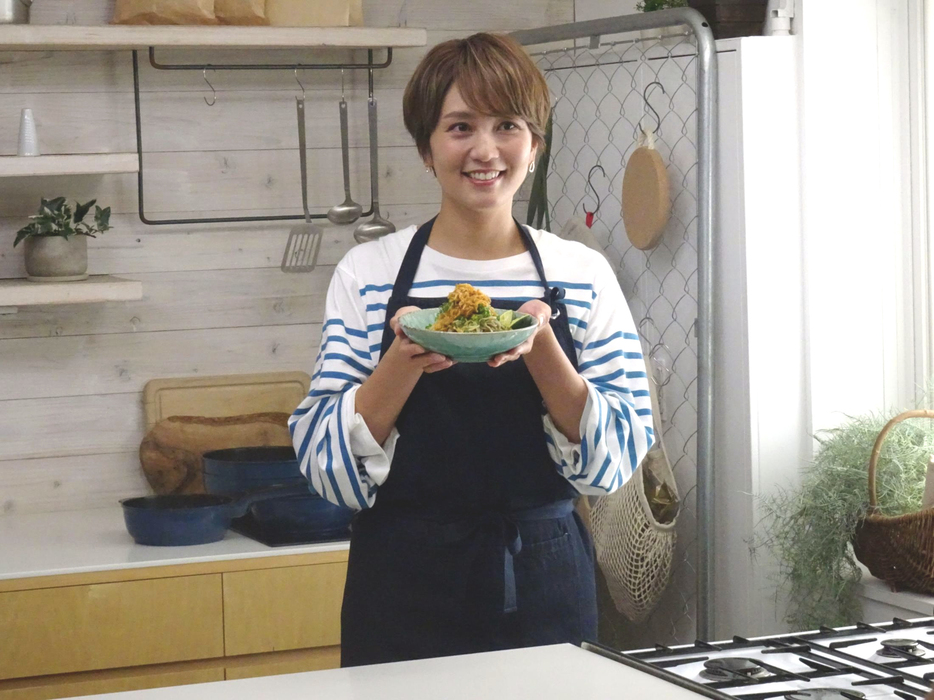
[398,307,538,363]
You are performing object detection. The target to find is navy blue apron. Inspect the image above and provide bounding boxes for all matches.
[340,217,598,667]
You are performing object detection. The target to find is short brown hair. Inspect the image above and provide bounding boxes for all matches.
[402,33,551,161]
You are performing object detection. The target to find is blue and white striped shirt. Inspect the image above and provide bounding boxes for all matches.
[289,225,655,510]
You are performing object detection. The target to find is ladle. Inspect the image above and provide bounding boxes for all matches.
[327,71,362,225]
[354,92,396,243]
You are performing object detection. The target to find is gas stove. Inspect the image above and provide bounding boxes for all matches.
[585,617,934,699]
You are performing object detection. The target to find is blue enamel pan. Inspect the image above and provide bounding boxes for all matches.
[120,482,312,546]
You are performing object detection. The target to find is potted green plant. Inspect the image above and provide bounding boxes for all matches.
[685,1,770,39]
[636,0,688,10]
[638,0,771,41]
[758,407,934,629]
[14,197,111,283]
[635,0,690,45]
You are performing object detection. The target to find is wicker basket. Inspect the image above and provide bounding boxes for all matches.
[851,409,934,594]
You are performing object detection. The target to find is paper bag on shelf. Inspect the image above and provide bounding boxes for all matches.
[113,0,218,25]
[266,0,363,27]
[215,0,268,25]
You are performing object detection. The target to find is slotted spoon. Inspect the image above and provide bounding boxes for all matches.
[281,96,323,273]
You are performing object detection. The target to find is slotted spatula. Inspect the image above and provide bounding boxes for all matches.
[281,96,323,273]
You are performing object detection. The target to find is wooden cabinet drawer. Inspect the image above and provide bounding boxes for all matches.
[224,646,340,680]
[0,575,224,680]
[222,562,347,656]
[0,666,224,700]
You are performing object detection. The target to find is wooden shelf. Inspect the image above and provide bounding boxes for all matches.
[0,275,142,311]
[0,153,139,178]
[0,25,427,51]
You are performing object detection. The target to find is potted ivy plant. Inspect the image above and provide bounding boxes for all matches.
[635,0,690,45]
[638,0,771,41]
[757,406,934,629]
[636,0,688,10]
[14,197,111,282]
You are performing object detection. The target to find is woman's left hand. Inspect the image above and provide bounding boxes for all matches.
[487,299,553,368]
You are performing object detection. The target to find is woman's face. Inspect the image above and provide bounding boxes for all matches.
[426,83,537,215]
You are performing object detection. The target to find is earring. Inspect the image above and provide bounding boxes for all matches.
[425,166,431,173]
[529,161,535,173]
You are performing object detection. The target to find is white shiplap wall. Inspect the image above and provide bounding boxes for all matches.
[0,0,572,515]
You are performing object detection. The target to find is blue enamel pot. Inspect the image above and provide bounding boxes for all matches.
[201,446,306,496]
[200,445,355,536]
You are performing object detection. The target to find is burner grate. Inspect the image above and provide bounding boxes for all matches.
[701,657,771,681]
[616,619,934,699]
[785,690,866,700]
[879,639,926,659]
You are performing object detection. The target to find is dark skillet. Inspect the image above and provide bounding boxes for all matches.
[120,482,312,546]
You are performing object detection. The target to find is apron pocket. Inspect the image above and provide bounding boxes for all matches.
[513,527,584,646]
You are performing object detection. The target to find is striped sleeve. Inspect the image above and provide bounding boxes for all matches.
[544,258,655,495]
[288,266,395,510]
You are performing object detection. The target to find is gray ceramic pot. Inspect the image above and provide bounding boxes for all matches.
[24,235,89,282]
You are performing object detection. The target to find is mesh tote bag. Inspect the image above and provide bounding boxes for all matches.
[589,371,679,623]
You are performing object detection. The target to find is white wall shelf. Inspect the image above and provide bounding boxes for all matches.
[0,153,139,178]
[0,25,427,51]
[0,275,142,314]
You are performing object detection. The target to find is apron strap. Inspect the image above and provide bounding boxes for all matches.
[390,217,558,303]
[390,217,436,301]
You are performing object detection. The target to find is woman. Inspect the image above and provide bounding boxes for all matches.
[289,32,654,667]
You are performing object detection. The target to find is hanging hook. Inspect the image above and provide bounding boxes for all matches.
[294,67,306,100]
[641,80,666,136]
[202,67,216,107]
[582,164,606,228]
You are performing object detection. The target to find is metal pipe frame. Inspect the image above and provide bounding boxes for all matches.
[511,7,718,641]
[132,48,387,226]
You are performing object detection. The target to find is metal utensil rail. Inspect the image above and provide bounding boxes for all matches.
[131,48,390,226]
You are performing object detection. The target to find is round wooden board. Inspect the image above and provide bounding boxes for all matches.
[621,146,671,251]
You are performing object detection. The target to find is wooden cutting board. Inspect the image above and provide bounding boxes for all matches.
[143,371,311,430]
[622,145,671,251]
[140,371,311,494]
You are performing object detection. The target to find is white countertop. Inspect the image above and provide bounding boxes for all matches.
[856,563,934,616]
[0,506,348,582]
[63,644,710,700]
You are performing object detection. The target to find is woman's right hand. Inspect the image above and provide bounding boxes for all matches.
[389,305,456,374]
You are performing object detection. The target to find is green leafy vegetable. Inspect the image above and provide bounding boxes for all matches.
[427,306,533,333]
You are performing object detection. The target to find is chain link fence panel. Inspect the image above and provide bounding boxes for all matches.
[530,28,701,649]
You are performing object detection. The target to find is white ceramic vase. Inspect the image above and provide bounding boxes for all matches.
[17,107,39,157]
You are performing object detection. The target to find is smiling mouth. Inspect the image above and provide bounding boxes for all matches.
[464,171,504,182]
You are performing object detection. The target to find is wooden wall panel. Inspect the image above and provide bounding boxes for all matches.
[0,147,437,216]
[0,394,143,461]
[0,267,331,339]
[0,452,146,516]
[0,89,413,154]
[1,324,321,401]
[0,203,442,279]
[0,0,571,514]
